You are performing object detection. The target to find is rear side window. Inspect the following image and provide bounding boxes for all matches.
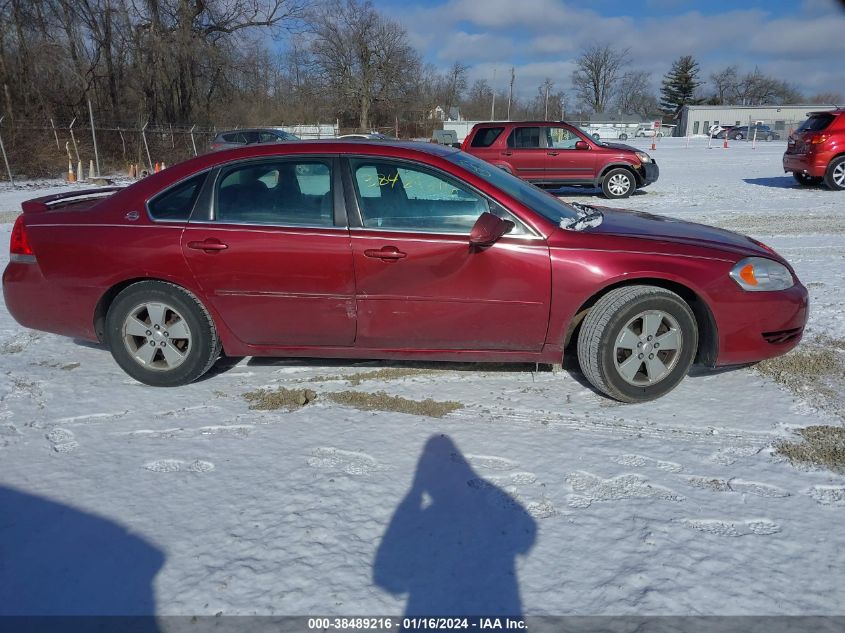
[470,127,504,148]
[147,173,207,221]
[507,127,542,149]
[797,114,834,132]
[215,159,334,226]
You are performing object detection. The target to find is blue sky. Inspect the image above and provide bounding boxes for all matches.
[368,0,845,100]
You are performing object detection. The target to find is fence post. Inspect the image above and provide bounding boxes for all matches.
[141,121,153,172]
[68,117,80,163]
[118,127,126,159]
[190,125,197,156]
[87,99,100,177]
[0,116,15,187]
[50,118,60,150]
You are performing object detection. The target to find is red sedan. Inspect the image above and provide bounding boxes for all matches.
[3,142,808,402]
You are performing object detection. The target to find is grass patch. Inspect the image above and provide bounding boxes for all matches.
[776,426,845,472]
[243,387,317,411]
[326,390,463,418]
[757,347,839,382]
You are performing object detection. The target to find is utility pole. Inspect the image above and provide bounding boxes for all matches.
[491,67,497,120]
[544,83,550,120]
[507,67,515,120]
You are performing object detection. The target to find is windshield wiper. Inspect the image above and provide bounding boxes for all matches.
[562,201,604,231]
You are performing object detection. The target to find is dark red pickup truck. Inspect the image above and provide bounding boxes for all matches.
[461,121,659,199]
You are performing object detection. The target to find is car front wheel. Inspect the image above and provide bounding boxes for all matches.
[601,168,635,199]
[105,281,222,386]
[825,156,845,191]
[577,285,698,402]
[793,172,823,187]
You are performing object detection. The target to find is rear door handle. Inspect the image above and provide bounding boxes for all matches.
[364,247,406,261]
[547,151,559,156]
[501,150,512,156]
[187,239,229,252]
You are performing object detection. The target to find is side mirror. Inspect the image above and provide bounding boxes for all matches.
[575,140,590,150]
[469,212,514,248]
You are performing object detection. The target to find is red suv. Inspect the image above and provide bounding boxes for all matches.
[461,121,659,199]
[783,109,845,190]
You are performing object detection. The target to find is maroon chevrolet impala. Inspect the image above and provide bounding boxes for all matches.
[3,142,808,402]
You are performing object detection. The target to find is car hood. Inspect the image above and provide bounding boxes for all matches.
[600,142,639,153]
[578,206,775,259]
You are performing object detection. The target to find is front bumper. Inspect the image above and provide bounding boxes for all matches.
[714,281,809,366]
[638,162,660,187]
[783,153,826,178]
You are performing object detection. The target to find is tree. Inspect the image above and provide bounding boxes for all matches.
[615,70,659,117]
[660,55,702,112]
[441,61,468,120]
[308,0,420,130]
[571,43,629,114]
[808,91,844,105]
[709,65,739,105]
[462,78,494,120]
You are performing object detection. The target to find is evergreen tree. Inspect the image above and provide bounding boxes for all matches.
[660,56,703,113]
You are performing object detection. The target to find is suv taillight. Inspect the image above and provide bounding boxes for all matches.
[809,133,829,145]
[10,215,34,258]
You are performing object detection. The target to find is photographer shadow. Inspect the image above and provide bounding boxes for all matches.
[374,435,536,617]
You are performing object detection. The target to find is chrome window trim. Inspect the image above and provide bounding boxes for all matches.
[145,170,211,223]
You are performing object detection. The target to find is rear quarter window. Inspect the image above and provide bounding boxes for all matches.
[147,173,207,221]
[470,127,504,148]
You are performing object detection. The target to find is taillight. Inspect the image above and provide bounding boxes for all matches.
[810,133,829,145]
[10,215,34,258]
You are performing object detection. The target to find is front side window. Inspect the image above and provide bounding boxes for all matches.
[548,127,580,149]
[507,127,543,149]
[215,159,334,226]
[148,173,207,221]
[350,159,526,234]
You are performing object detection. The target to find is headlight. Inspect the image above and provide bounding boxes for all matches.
[635,151,651,163]
[730,257,794,292]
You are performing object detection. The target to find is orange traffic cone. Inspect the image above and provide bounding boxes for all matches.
[650,139,656,150]
[723,137,729,148]
[67,161,76,183]
[154,162,160,173]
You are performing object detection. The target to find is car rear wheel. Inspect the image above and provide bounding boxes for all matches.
[577,285,698,402]
[735,133,744,140]
[765,134,774,141]
[619,133,628,140]
[793,172,823,186]
[105,281,221,386]
[601,168,635,199]
[825,156,845,191]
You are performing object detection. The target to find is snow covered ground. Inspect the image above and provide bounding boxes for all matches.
[1,139,844,618]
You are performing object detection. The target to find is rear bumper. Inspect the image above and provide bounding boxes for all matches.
[713,281,809,366]
[3,262,99,341]
[783,153,827,178]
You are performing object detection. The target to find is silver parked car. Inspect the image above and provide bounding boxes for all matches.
[210,128,300,151]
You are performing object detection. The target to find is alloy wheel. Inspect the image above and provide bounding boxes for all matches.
[122,301,192,371]
[613,310,682,386]
[607,173,631,197]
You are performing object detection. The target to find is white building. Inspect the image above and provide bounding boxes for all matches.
[676,104,837,137]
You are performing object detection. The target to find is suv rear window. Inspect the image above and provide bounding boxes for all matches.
[470,127,504,148]
[797,114,834,132]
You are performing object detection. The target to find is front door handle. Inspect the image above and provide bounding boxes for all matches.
[547,151,559,156]
[364,246,407,261]
[501,150,513,156]
[188,239,229,252]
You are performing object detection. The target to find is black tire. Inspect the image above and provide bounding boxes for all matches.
[619,133,628,140]
[735,133,744,140]
[577,285,698,403]
[601,167,636,199]
[765,134,774,141]
[824,156,845,191]
[793,172,823,187]
[105,280,222,386]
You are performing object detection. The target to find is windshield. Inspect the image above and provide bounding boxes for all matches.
[446,152,578,223]
[576,126,607,146]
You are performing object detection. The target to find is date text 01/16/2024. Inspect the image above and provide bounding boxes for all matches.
[307,617,528,630]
